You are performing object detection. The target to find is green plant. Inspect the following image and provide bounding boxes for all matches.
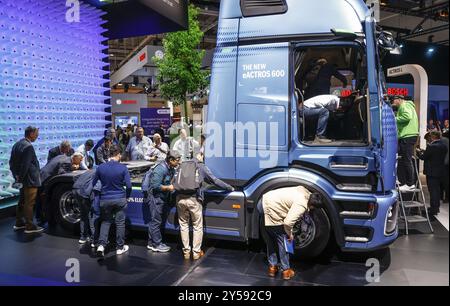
[153,4,209,124]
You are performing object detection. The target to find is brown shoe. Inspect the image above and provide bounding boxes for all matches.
[193,250,205,260]
[268,265,278,277]
[282,268,295,280]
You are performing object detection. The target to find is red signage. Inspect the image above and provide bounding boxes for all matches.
[387,88,409,96]
[139,52,146,62]
[123,100,137,105]
[341,89,352,97]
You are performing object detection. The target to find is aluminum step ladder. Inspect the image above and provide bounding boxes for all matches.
[397,156,434,235]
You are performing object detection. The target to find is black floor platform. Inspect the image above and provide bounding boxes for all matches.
[0,217,448,286]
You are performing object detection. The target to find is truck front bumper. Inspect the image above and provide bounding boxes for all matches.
[340,191,399,252]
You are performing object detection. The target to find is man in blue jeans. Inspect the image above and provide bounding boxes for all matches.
[145,150,181,252]
[257,186,321,280]
[302,95,341,144]
[72,169,101,246]
[93,145,132,257]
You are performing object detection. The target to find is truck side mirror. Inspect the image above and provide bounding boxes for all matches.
[377,31,402,55]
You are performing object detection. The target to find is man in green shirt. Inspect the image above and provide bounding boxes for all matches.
[391,96,420,192]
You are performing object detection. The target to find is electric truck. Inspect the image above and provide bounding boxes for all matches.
[47,0,400,258]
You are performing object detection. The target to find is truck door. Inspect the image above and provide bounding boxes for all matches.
[366,18,397,192]
[235,42,290,180]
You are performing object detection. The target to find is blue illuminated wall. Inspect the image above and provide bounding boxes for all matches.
[0,0,110,199]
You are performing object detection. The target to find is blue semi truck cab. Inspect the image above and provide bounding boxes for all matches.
[201,0,400,257]
[48,0,400,258]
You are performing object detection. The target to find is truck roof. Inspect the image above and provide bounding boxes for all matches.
[218,0,369,42]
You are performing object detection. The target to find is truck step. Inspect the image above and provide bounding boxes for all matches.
[344,236,369,243]
[400,215,429,223]
[398,188,421,194]
[402,201,425,208]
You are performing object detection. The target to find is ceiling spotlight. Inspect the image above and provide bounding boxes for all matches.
[427,47,435,54]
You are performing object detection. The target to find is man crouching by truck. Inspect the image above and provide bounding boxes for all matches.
[257,186,321,280]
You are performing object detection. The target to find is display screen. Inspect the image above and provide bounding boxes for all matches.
[115,116,139,129]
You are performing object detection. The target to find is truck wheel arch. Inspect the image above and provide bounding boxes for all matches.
[245,175,345,248]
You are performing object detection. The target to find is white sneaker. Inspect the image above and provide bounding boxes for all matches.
[78,238,89,244]
[399,184,416,192]
[96,245,105,257]
[116,245,129,255]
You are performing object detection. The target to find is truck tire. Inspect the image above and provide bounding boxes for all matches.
[292,208,331,259]
[51,184,80,234]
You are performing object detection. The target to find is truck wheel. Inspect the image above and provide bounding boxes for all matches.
[292,208,331,259]
[51,184,80,234]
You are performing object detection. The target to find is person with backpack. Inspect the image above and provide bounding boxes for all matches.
[72,169,102,246]
[144,150,181,253]
[174,153,234,260]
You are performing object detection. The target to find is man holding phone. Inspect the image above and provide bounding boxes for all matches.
[146,150,181,253]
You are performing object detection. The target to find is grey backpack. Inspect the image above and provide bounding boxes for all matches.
[174,160,200,194]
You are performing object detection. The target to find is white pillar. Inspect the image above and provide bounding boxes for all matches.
[387,64,428,149]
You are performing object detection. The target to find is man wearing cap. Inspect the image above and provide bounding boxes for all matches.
[391,96,420,192]
[145,150,181,253]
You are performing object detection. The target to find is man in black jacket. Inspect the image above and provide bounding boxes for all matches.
[9,126,43,234]
[300,58,348,100]
[417,131,448,217]
[47,140,74,163]
[72,170,101,246]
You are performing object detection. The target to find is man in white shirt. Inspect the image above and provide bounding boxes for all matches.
[125,127,153,161]
[76,139,94,169]
[302,94,340,143]
[146,133,169,162]
[173,129,200,161]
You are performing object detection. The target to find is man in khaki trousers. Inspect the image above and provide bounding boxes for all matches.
[176,153,234,260]
[9,126,44,234]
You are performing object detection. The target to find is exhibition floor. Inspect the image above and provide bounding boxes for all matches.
[0,213,448,286]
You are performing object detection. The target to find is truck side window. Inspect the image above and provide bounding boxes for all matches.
[294,46,369,146]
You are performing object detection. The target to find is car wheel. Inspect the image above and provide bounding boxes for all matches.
[51,184,80,234]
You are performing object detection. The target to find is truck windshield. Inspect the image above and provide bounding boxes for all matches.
[294,45,369,146]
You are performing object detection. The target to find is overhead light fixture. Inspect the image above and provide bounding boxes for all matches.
[109,54,114,57]
[427,47,435,53]
[118,82,123,86]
